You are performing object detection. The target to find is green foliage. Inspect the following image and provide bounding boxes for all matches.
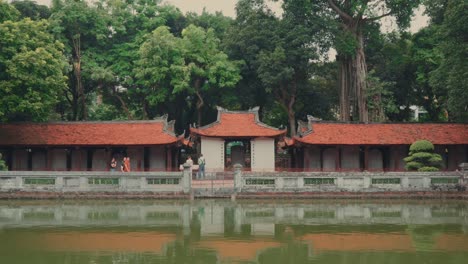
[428,0,468,122]
[0,153,7,171]
[0,0,20,23]
[0,18,67,122]
[418,166,440,172]
[409,140,435,152]
[136,24,241,124]
[405,140,442,171]
[11,0,51,20]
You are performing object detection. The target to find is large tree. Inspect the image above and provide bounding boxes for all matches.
[321,0,421,122]
[0,0,19,23]
[49,0,110,120]
[0,18,67,122]
[226,0,328,136]
[136,25,241,126]
[11,0,51,20]
[428,0,467,122]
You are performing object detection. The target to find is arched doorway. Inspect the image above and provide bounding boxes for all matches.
[225,140,251,169]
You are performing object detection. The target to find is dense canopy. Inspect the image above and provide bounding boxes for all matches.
[0,0,466,134]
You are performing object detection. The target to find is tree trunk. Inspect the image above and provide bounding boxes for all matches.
[338,54,352,121]
[194,79,204,126]
[276,84,296,137]
[111,90,133,120]
[72,36,87,120]
[354,29,368,123]
[338,24,369,123]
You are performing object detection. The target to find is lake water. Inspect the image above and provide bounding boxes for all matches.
[0,200,467,264]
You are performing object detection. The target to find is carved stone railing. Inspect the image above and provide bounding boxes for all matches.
[0,164,193,193]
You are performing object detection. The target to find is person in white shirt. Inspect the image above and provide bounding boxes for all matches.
[198,154,206,179]
[186,156,194,178]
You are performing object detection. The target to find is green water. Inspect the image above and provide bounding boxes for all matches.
[0,200,467,264]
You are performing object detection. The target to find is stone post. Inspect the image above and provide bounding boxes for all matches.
[56,176,64,191]
[401,176,409,189]
[182,163,192,193]
[16,176,23,189]
[363,176,371,189]
[233,164,243,192]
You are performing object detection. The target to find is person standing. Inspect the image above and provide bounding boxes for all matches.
[198,154,205,179]
[125,157,131,172]
[186,156,193,178]
[110,157,117,172]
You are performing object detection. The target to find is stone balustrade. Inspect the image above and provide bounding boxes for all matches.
[0,163,466,196]
[234,165,465,193]
[0,166,191,193]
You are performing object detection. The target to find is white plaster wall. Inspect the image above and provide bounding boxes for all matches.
[201,137,224,171]
[251,138,275,172]
[92,149,107,171]
[341,146,359,170]
[149,146,165,171]
[32,151,46,170]
[12,149,28,170]
[71,149,87,170]
[305,147,320,169]
[368,149,383,170]
[323,148,336,171]
[51,149,67,171]
[127,147,144,171]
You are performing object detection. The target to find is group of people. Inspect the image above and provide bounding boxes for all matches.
[110,156,131,172]
[186,154,205,179]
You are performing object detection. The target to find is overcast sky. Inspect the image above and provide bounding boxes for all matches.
[32,0,429,33]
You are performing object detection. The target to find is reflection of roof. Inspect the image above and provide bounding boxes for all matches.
[0,119,178,146]
[40,232,176,253]
[190,107,286,138]
[197,239,280,261]
[300,233,414,251]
[435,234,468,251]
[295,122,468,145]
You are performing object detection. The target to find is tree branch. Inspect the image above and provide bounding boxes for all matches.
[365,10,394,22]
[357,0,369,20]
[327,0,353,22]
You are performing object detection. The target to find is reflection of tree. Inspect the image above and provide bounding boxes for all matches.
[165,240,218,264]
[406,224,461,252]
[224,207,235,237]
[257,239,309,264]
[190,211,202,241]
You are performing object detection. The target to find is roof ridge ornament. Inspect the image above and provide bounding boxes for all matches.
[307,115,322,122]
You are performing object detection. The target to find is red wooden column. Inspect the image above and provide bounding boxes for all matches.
[319,147,324,172]
[394,146,400,171]
[107,147,112,171]
[46,148,52,171]
[335,145,341,171]
[77,147,82,171]
[364,146,369,171]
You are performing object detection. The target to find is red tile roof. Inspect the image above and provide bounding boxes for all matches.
[0,120,178,146]
[190,107,286,138]
[295,123,468,145]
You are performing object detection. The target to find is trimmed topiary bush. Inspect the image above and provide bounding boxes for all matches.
[0,153,7,171]
[404,140,442,171]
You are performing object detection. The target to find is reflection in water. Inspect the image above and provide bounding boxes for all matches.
[0,200,467,264]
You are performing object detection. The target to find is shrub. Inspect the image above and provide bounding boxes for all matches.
[405,140,442,172]
[0,153,7,171]
[409,140,434,153]
[418,166,439,172]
